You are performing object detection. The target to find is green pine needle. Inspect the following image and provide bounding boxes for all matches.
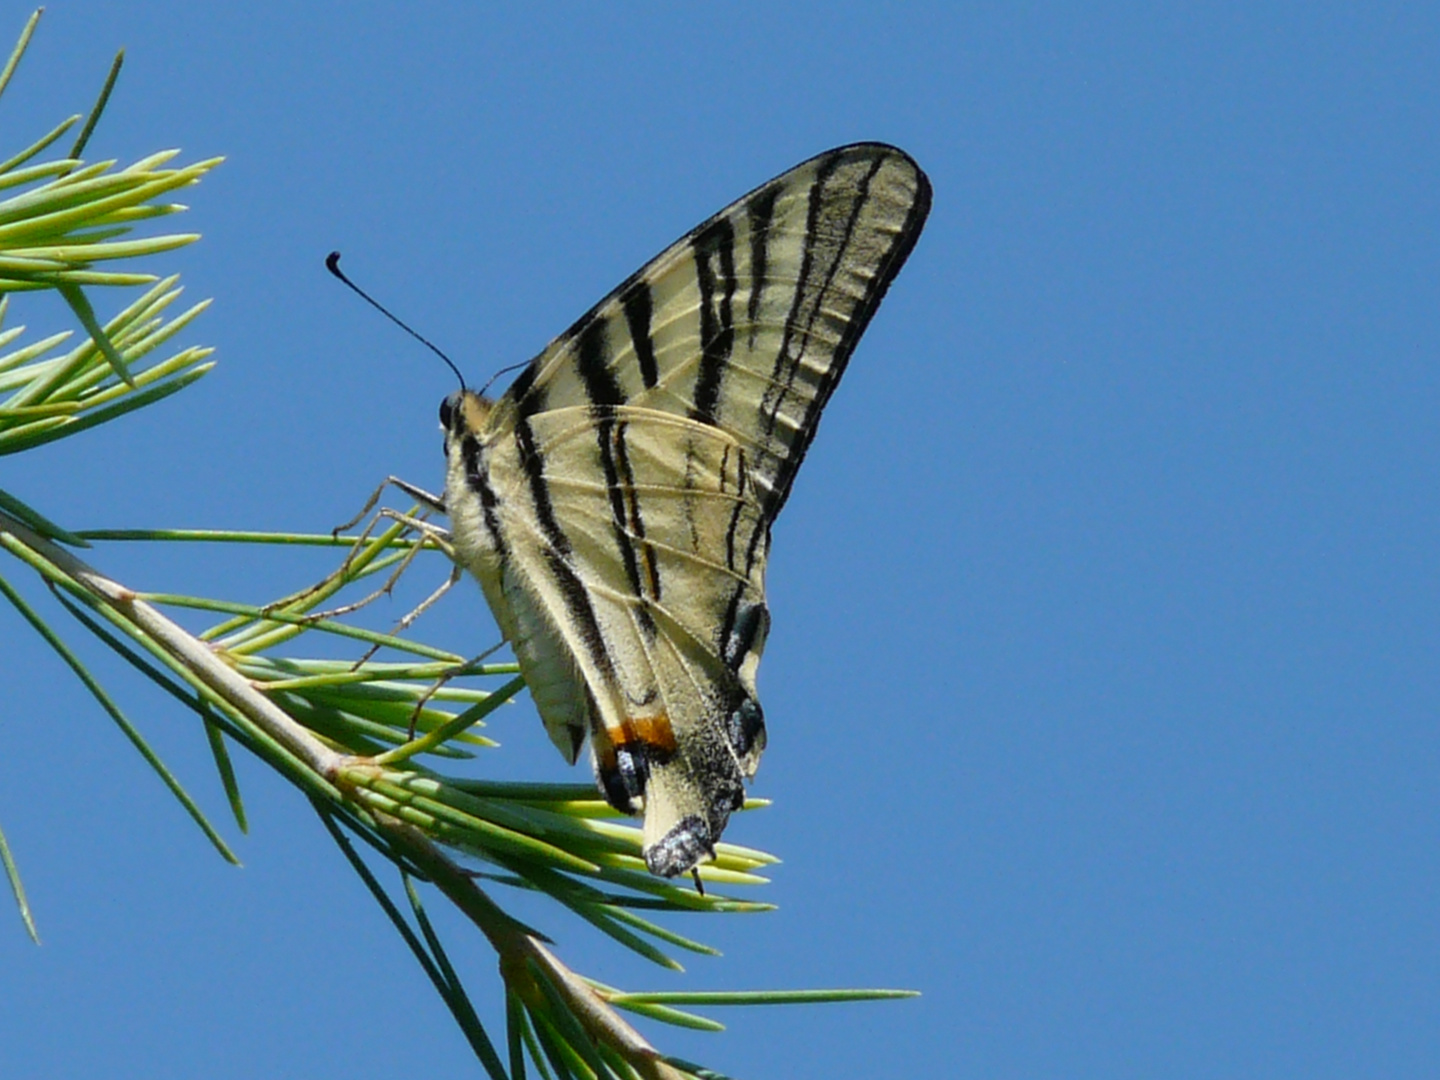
[0,816,39,943]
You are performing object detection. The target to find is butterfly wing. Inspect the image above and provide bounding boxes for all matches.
[466,406,770,874]
[503,143,931,521]
[444,143,930,875]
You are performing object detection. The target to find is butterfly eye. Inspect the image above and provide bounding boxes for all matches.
[439,395,455,429]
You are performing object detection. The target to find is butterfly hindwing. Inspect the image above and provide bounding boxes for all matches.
[471,405,769,873]
[442,143,930,876]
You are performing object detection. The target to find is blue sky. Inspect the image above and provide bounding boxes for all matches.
[3,3,1438,1077]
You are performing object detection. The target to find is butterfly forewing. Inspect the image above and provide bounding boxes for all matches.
[443,143,930,876]
[507,144,929,519]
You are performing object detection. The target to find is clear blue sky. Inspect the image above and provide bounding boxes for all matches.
[3,3,1438,1077]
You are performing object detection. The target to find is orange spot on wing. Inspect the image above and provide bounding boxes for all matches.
[614,712,678,754]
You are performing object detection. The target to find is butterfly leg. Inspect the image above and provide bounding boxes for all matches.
[332,475,446,537]
[256,506,396,615]
[315,472,456,612]
[345,561,464,671]
[305,515,455,630]
[389,477,447,513]
[282,491,456,646]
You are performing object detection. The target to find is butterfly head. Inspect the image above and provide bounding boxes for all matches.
[439,388,496,445]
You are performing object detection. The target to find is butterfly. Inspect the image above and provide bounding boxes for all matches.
[440,144,930,877]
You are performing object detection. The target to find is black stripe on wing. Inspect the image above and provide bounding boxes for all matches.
[513,411,619,682]
[576,317,661,637]
[620,280,660,390]
[460,433,509,556]
[690,216,738,427]
[744,185,779,347]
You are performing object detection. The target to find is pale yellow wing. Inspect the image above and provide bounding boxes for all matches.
[478,406,769,875]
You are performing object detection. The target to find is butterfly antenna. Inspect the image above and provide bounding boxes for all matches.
[477,359,531,398]
[326,251,467,392]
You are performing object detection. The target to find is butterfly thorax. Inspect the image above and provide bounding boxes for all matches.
[440,389,503,585]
